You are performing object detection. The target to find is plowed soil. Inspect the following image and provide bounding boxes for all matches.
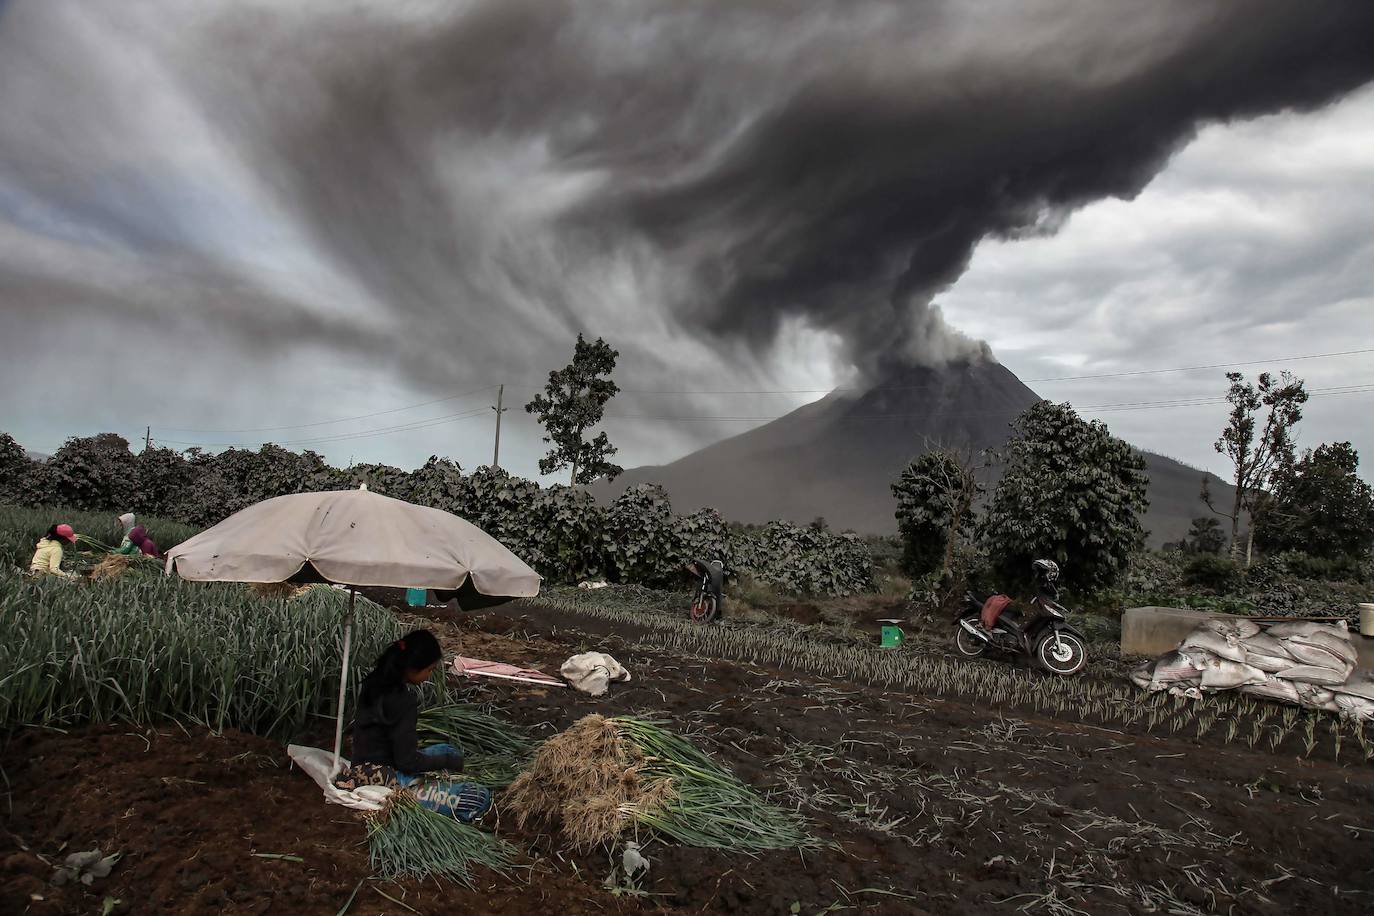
[4,598,1373,916]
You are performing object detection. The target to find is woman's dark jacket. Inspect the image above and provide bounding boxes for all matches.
[351,688,463,774]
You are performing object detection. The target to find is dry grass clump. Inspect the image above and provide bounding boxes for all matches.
[503,714,651,848]
[503,714,812,851]
[88,554,135,581]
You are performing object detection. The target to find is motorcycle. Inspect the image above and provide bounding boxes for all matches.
[686,559,723,623]
[952,559,1088,676]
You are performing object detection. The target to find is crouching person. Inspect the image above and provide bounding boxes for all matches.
[334,629,492,821]
[30,524,78,579]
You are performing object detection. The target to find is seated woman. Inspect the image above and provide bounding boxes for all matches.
[29,524,78,578]
[334,629,492,821]
[113,513,140,555]
[127,525,160,559]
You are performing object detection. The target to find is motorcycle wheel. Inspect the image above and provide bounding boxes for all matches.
[690,595,720,624]
[1034,630,1087,675]
[953,618,988,658]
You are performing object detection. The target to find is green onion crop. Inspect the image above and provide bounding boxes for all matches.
[367,793,516,886]
[0,569,400,738]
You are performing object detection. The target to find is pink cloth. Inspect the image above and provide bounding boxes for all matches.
[450,656,563,687]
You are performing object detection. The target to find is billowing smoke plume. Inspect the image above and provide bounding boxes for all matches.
[1,0,1373,397]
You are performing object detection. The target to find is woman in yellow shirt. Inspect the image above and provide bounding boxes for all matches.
[30,524,78,578]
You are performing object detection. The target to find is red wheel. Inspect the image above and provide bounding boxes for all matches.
[690,596,719,623]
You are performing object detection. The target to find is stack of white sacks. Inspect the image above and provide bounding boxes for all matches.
[1131,618,1374,721]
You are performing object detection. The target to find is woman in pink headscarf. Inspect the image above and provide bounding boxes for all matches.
[29,523,78,578]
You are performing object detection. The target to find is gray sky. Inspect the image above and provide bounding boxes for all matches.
[1,0,1371,486]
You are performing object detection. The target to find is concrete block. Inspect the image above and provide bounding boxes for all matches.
[1121,605,1374,670]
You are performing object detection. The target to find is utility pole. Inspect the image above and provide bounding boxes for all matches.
[491,385,507,469]
[145,426,152,451]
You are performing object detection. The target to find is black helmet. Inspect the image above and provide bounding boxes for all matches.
[1032,558,1059,583]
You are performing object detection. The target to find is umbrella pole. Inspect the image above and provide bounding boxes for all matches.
[331,588,356,777]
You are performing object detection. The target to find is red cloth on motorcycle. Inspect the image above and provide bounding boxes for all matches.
[980,594,1013,629]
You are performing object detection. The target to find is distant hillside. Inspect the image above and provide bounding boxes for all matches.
[597,358,1226,545]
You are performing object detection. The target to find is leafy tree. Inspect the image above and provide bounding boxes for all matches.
[134,446,199,518]
[0,432,33,504]
[1203,371,1306,565]
[32,433,138,511]
[1258,441,1374,560]
[525,334,623,486]
[1184,516,1226,555]
[982,401,1148,593]
[891,447,983,580]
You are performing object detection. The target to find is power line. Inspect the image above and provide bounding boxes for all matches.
[527,345,1374,396]
[156,405,493,449]
[143,346,1374,447]
[597,383,1374,422]
[156,385,498,434]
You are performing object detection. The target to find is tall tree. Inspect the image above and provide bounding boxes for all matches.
[526,334,623,486]
[982,401,1149,593]
[1184,516,1226,555]
[1203,371,1307,565]
[891,446,984,581]
[1258,441,1374,560]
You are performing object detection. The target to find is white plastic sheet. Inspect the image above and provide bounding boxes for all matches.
[287,744,393,812]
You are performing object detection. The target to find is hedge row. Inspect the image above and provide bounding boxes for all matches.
[0,432,873,596]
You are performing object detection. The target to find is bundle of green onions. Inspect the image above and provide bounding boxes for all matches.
[504,714,813,851]
[614,716,815,850]
[366,793,517,886]
[416,703,536,788]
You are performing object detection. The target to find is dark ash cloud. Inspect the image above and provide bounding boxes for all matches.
[0,0,1372,468]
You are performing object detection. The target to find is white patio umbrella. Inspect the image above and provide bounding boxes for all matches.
[164,485,541,773]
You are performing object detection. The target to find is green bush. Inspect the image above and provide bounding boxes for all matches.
[982,402,1148,593]
[602,484,681,587]
[0,430,875,597]
[1182,554,1241,592]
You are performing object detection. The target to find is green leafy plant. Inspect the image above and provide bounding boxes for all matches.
[525,334,623,485]
[1202,370,1307,564]
[1259,441,1374,561]
[982,401,1148,593]
[891,447,984,581]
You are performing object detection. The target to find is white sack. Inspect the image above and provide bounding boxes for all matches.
[287,744,393,812]
[1147,649,1203,688]
[1244,653,1295,674]
[1181,628,1246,663]
[1288,630,1357,666]
[1266,620,1344,639]
[1281,641,1353,673]
[1198,657,1268,690]
[1202,618,1261,640]
[1334,694,1374,722]
[561,652,631,697]
[1332,673,1374,702]
[1241,676,1302,705]
[1292,682,1337,706]
[1240,633,1294,660]
[1277,664,1350,686]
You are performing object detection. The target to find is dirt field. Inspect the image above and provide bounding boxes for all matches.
[4,596,1373,915]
